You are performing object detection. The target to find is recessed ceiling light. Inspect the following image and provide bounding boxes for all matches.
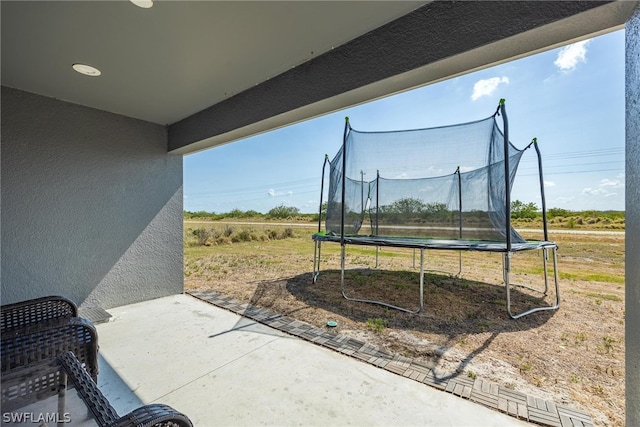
[72,63,102,77]
[130,0,153,8]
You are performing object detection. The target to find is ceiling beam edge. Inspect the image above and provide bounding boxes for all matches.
[169,0,631,155]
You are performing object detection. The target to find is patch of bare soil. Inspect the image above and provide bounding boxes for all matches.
[185,231,625,426]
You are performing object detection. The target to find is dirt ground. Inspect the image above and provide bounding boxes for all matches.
[184,227,625,426]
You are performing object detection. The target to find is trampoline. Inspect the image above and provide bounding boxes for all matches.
[311,100,560,319]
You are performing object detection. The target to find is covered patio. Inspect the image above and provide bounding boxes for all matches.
[92,292,612,426]
[2,1,639,425]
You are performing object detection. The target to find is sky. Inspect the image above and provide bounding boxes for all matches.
[184,29,625,214]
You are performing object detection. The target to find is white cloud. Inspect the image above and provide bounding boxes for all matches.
[582,187,616,197]
[267,189,293,197]
[544,181,555,188]
[471,77,509,101]
[554,40,590,72]
[599,178,623,188]
[582,176,623,198]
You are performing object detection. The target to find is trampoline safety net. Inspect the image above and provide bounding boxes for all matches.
[324,103,530,243]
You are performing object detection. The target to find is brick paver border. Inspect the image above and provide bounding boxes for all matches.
[187,290,593,427]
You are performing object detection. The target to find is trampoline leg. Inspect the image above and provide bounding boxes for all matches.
[504,252,512,316]
[419,248,425,311]
[376,246,379,268]
[312,240,322,283]
[340,244,346,294]
[505,248,560,319]
[542,248,549,295]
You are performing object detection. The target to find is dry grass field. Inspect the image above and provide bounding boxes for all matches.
[184,221,625,426]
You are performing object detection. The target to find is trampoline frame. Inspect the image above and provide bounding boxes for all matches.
[312,100,561,319]
[312,233,560,319]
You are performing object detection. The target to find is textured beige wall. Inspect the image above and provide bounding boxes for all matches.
[1,87,184,309]
[626,5,640,425]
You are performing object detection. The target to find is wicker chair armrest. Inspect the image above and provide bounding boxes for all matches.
[1,316,99,381]
[1,295,78,332]
[111,404,194,427]
[57,354,193,427]
[58,352,121,426]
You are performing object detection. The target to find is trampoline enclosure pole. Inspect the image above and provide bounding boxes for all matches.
[361,170,364,225]
[500,99,512,252]
[376,170,380,267]
[533,139,550,241]
[456,166,463,275]
[341,118,349,246]
[318,154,329,233]
[376,170,380,236]
[456,166,462,239]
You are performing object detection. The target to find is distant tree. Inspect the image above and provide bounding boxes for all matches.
[547,207,570,219]
[243,210,262,218]
[423,202,450,221]
[228,209,245,218]
[510,200,539,220]
[184,210,218,219]
[393,198,426,215]
[266,204,300,219]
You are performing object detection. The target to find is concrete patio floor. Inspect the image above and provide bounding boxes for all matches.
[93,293,536,426]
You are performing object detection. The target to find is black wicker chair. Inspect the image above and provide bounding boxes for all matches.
[1,316,100,381]
[1,296,99,381]
[1,295,77,332]
[2,352,193,427]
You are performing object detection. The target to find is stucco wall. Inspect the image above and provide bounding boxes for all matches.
[626,5,640,426]
[1,86,183,309]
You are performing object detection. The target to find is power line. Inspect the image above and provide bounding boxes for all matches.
[186,177,319,197]
[186,146,625,207]
[519,167,623,177]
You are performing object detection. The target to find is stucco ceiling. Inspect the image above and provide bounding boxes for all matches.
[2,1,637,154]
[0,1,425,126]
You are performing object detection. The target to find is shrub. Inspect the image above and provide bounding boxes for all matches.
[234,229,251,242]
[366,318,387,333]
[192,228,212,246]
[282,228,294,238]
